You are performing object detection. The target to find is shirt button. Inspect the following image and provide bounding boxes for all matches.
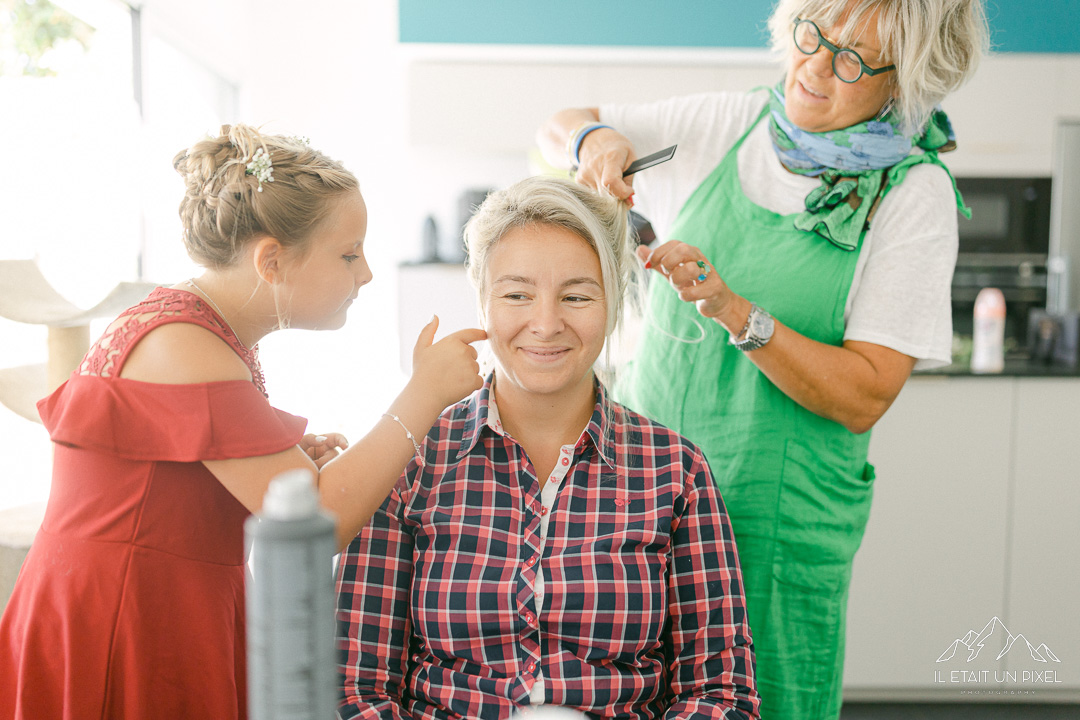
[541,507,548,516]
[525,556,537,567]
[524,612,534,625]
[527,662,537,673]
[561,457,569,466]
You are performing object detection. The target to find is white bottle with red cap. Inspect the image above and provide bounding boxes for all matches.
[971,287,1006,373]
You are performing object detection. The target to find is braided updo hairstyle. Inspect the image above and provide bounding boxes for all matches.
[173,124,359,268]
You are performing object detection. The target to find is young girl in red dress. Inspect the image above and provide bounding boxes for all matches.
[0,124,486,719]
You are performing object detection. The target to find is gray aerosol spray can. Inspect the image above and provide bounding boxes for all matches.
[245,469,337,720]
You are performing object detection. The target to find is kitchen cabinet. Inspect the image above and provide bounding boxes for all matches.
[842,376,1080,701]
[1005,380,1080,689]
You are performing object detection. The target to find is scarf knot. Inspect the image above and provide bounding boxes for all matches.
[767,83,966,251]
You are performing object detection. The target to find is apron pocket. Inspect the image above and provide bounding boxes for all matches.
[775,439,875,582]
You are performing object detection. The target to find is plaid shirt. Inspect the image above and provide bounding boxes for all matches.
[335,376,759,719]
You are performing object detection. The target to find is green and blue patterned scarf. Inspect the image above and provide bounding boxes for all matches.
[767,82,969,250]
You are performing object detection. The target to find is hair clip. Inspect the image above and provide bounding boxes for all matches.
[245,147,274,192]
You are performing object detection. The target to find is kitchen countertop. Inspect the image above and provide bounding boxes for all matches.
[914,357,1080,377]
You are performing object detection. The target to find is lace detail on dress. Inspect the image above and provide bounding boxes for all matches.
[77,287,267,397]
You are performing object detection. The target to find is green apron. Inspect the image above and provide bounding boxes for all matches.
[617,107,875,719]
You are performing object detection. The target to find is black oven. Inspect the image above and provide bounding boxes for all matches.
[956,177,1052,256]
[951,177,1052,346]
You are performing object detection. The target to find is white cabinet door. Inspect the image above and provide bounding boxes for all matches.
[844,377,1015,693]
[1005,379,1080,693]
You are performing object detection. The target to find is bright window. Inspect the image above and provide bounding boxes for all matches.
[0,0,236,510]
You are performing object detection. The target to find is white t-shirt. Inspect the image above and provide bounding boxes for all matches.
[600,91,958,370]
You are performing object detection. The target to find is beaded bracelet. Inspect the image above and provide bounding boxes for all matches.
[567,122,613,168]
[383,413,425,468]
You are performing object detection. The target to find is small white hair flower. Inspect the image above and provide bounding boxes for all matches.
[287,135,310,146]
[246,147,274,192]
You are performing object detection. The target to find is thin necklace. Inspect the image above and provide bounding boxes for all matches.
[186,278,247,349]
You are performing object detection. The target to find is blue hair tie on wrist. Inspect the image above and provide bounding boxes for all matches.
[571,123,613,167]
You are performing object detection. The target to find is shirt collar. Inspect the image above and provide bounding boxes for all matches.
[455,372,619,471]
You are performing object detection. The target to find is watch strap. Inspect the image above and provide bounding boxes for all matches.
[729,303,758,346]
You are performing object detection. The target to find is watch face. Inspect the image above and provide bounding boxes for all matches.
[750,311,774,340]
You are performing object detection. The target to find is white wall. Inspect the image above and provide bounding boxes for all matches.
[233,0,416,439]
[141,0,248,86]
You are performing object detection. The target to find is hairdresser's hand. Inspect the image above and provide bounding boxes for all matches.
[575,128,637,203]
[638,241,742,325]
[300,433,348,469]
[409,315,487,411]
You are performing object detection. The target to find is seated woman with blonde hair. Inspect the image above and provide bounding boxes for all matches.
[335,175,761,719]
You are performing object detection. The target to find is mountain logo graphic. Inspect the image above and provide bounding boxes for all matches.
[936,617,1062,664]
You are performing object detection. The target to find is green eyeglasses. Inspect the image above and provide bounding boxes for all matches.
[793,18,896,83]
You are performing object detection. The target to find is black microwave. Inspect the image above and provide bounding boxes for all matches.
[951,177,1053,344]
[954,177,1052,259]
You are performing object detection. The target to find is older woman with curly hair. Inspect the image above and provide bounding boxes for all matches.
[538,1,989,717]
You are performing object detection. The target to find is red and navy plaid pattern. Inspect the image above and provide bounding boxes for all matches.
[335,377,760,719]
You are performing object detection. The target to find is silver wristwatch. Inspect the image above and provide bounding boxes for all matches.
[729,303,774,352]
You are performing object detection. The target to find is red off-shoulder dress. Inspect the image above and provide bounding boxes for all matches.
[0,287,307,719]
